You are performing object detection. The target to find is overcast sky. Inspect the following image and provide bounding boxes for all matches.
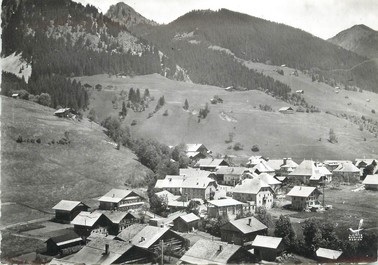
[75,0,378,39]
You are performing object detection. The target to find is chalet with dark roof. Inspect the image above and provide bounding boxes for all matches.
[220,216,267,246]
[98,189,145,211]
[52,200,90,223]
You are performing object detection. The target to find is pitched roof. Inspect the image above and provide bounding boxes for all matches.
[316,247,343,260]
[54,108,71,114]
[208,198,246,207]
[155,190,180,201]
[266,159,284,171]
[180,168,214,178]
[178,213,200,223]
[186,144,207,152]
[180,239,242,265]
[287,186,320,197]
[216,167,247,175]
[323,160,352,166]
[355,159,377,166]
[46,230,82,245]
[65,238,132,265]
[52,200,88,212]
[94,210,128,224]
[258,173,282,186]
[181,177,216,189]
[252,160,275,173]
[116,224,148,242]
[318,166,332,176]
[196,158,228,167]
[333,162,360,173]
[71,211,104,227]
[252,235,283,249]
[279,107,294,111]
[289,160,317,176]
[233,178,272,195]
[130,225,171,249]
[280,158,299,169]
[362,174,378,185]
[155,176,184,189]
[98,189,137,203]
[225,217,267,234]
[186,151,201,158]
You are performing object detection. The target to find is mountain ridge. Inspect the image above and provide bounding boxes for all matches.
[328,24,378,59]
[106,2,158,29]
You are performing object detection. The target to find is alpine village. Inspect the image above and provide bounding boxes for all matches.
[1,0,378,264]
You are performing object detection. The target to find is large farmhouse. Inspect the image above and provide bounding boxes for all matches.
[232,178,274,209]
[287,186,322,211]
[98,189,145,211]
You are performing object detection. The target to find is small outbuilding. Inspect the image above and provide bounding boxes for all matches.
[362,174,378,190]
[54,108,71,118]
[279,107,294,114]
[172,212,200,233]
[316,247,343,262]
[12,93,20,99]
[45,229,83,255]
[71,211,111,237]
[251,235,284,261]
[52,200,90,223]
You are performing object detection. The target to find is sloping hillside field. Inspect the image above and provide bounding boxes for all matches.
[75,74,378,161]
[1,96,151,221]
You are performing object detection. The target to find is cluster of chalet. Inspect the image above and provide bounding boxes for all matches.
[45,144,376,264]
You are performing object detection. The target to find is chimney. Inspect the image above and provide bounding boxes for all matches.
[104,244,109,255]
[112,194,115,198]
[248,218,251,226]
[283,158,287,165]
[218,245,223,252]
[140,237,145,243]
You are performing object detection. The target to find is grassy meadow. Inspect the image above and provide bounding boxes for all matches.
[75,73,378,161]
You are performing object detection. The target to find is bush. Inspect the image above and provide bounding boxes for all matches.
[36,138,41,144]
[251,145,260,152]
[147,113,153,119]
[233,142,243,151]
[163,110,168,116]
[131,120,137,126]
[16,135,23,143]
[372,109,376,114]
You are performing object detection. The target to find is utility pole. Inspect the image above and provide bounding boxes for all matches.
[161,239,164,265]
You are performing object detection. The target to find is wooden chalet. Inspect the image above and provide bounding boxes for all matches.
[64,238,153,264]
[98,189,145,211]
[278,107,294,114]
[172,213,200,233]
[71,211,111,237]
[195,158,229,171]
[52,200,90,223]
[220,217,267,246]
[179,239,257,264]
[232,178,274,209]
[207,198,246,218]
[287,186,322,211]
[251,235,284,261]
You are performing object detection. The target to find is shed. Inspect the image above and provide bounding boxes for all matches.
[172,213,200,232]
[316,247,343,262]
[362,174,378,190]
[12,93,20,99]
[278,107,294,114]
[179,239,256,264]
[52,200,90,223]
[54,108,71,118]
[45,229,83,255]
[251,235,284,261]
[94,210,129,235]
